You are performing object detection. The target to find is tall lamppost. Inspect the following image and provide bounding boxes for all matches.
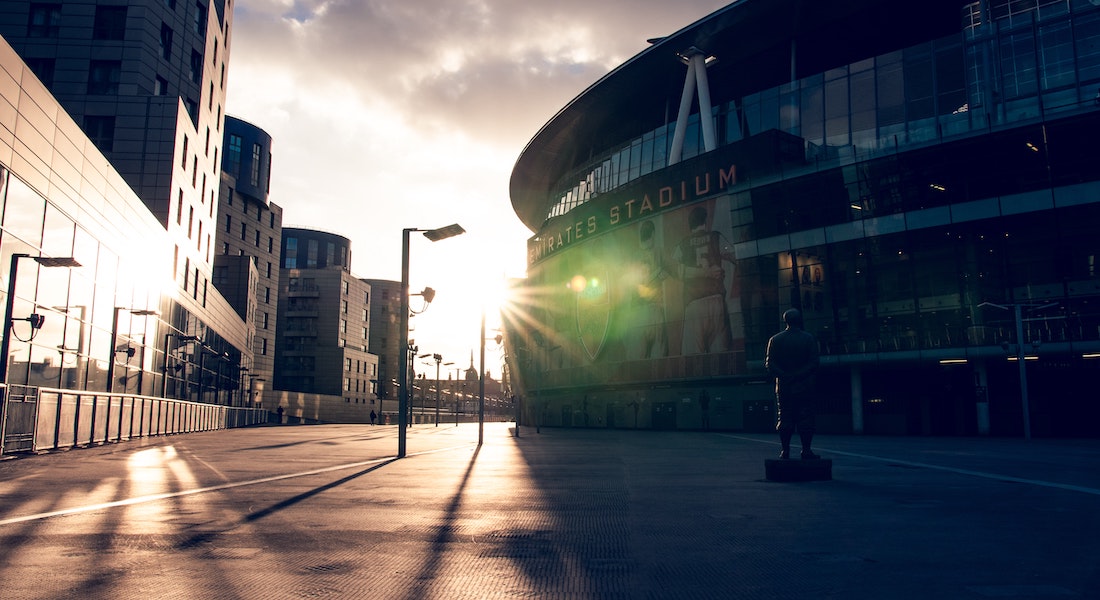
[979,301,1057,440]
[162,333,198,399]
[438,358,453,426]
[0,253,81,454]
[398,224,465,458]
[106,307,159,394]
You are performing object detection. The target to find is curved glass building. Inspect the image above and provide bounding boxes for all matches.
[508,0,1100,437]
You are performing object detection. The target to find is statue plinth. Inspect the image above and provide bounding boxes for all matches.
[765,458,832,482]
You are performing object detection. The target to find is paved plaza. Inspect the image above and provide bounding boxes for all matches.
[0,422,1096,599]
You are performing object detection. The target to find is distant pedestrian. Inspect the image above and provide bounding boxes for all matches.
[764,309,819,460]
[276,405,284,424]
[370,410,377,425]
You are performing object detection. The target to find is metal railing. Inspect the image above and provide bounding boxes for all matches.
[1,384,268,455]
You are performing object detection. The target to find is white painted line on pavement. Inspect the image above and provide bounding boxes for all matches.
[721,434,1100,496]
[0,443,473,526]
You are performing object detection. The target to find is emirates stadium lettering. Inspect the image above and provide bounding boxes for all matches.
[528,164,736,264]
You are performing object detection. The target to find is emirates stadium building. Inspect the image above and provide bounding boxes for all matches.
[507,0,1100,437]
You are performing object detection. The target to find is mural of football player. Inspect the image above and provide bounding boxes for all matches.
[623,219,670,359]
[670,205,736,355]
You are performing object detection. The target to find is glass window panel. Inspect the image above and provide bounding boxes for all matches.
[653,130,668,170]
[904,46,935,120]
[41,203,75,259]
[628,138,642,180]
[1000,30,1039,98]
[758,87,779,133]
[682,115,701,160]
[1038,21,1076,90]
[850,70,876,149]
[640,133,654,175]
[2,176,45,245]
[725,100,744,143]
[935,41,968,114]
[779,87,800,136]
[742,93,761,137]
[800,81,824,145]
[825,77,850,146]
[876,60,905,126]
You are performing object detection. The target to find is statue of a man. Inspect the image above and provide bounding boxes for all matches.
[764,309,820,459]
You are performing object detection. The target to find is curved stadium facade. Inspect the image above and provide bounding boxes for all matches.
[507,0,1100,437]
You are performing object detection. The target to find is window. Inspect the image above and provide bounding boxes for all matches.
[227,134,241,175]
[193,2,207,35]
[93,6,127,41]
[154,75,168,96]
[285,238,297,268]
[307,239,318,268]
[181,135,189,168]
[190,50,203,84]
[160,23,173,59]
[28,4,61,38]
[25,58,55,87]
[165,0,176,8]
[88,60,121,95]
[224,215,231,232]
[250,143,262,186]
[84,115,115,152]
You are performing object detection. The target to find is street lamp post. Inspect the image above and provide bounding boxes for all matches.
[161,333,198,399]
[439,359,453,426]
[0,253,81,454]
[979,301,1057,440]
[427,353,443,426]
[107,307,159,395]
[479,307,486,446]
[397,224,465,458]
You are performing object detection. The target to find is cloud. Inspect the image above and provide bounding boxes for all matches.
[226,0,730,283]
[230,0,729,142]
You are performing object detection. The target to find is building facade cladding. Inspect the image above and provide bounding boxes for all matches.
[215,115,281,400]
[0,0,232,322]
[509,0,1100,438]
[276,229,377,409]
[0,35,248,406]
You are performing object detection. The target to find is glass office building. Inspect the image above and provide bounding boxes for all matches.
[508,0,1100,437]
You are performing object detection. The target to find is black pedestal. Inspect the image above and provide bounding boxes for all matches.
[765,458,833,482]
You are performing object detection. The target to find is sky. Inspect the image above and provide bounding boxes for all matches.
[224,0,731,375]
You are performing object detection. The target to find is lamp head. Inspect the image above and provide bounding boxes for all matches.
[422,224,465,242]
